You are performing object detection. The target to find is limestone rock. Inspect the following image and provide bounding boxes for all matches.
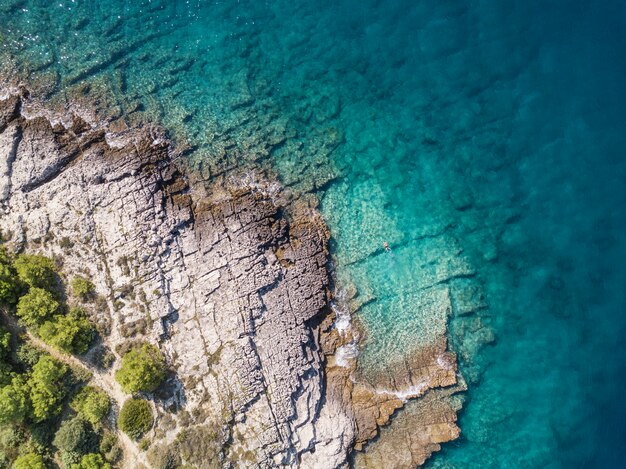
[0,90,350,468]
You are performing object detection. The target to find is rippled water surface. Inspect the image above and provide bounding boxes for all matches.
[2,0,625,466]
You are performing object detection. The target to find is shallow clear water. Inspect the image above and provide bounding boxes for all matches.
[2,0,626,466]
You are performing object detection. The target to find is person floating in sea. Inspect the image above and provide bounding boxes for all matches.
[383,241,391,252]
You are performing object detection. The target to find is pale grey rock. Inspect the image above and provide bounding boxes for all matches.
[0,91,354,468]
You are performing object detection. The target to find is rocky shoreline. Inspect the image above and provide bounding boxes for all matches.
[0,85,465,468]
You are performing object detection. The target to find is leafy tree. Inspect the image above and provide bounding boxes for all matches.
[71,453,111,469]
[29,420,57,455]
[0,326,12,385]
[115,343,166,393]
[70,386,110,427]
[13,452,46,469]
[0,375,30,424]
[118,398,153,440]
[28,355,67,422]
[15,288,60,328]
[38,308,95,354]
[0,262,19,305]
[53,416,98,456]
[0,326,10,356]
[0,425,25,466]
[71,277,96,303]
[15,343,43,368]
[0,247,9,264]
[14,254,57,290]
[61,450,83,468]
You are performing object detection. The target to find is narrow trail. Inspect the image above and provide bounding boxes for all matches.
[0,310,147,468]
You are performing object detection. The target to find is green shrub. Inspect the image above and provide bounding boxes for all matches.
[138,438,150,451]
[0,262,18,305]
[71,386,110,427]
[115,343,166,393]
[92,347,115,371]
[38,308,95,354]
[0,375,30,424]
[28,355,67,422]
[61,450,82,468]
[0,425,24,465]
[118,398,153,440]
[72,453,111,469]
[15,343,43,368]
[14,254,57,290]
[99,432,121,463]
[71,277,95,302]
[28,421,56,454]
[53,416,98,456]
[12,452,46,469]
[16,288,60,328]
[0,327,11,385]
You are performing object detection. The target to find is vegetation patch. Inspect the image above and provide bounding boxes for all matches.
[118,398,154,440]
[115,342,166,393]
[53,416,99,465]
[38,307,95,354]
[14,254,58,290]
[71,386,111,427]
[71,276,96,302]
[120,317,147,338]
[16,287,60,327]
[99,432,122,464]
[0,251,114,467]
[12,452,46,469]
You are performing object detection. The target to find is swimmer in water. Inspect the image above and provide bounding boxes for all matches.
[383,241,391,252]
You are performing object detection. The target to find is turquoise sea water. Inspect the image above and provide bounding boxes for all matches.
[2,0,626,467]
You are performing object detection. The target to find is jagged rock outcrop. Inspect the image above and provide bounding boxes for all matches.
[0,88,356,467]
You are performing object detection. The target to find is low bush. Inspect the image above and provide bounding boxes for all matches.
[115,343,166,394]
[15,343,43,368]
[92,347,115,371]
[71,277,96,302]
[71,386,110,427]
[176,423,224,469]
[118,398,153,440]
[73,452,111,469]
[99,432,121,463]
[147,443,181,469]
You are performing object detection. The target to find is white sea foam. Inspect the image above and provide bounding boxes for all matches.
[332,300,352,335]
[374,379,431,402]
[335,342,359,367]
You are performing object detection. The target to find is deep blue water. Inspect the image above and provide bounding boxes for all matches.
[1,0,626,466]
